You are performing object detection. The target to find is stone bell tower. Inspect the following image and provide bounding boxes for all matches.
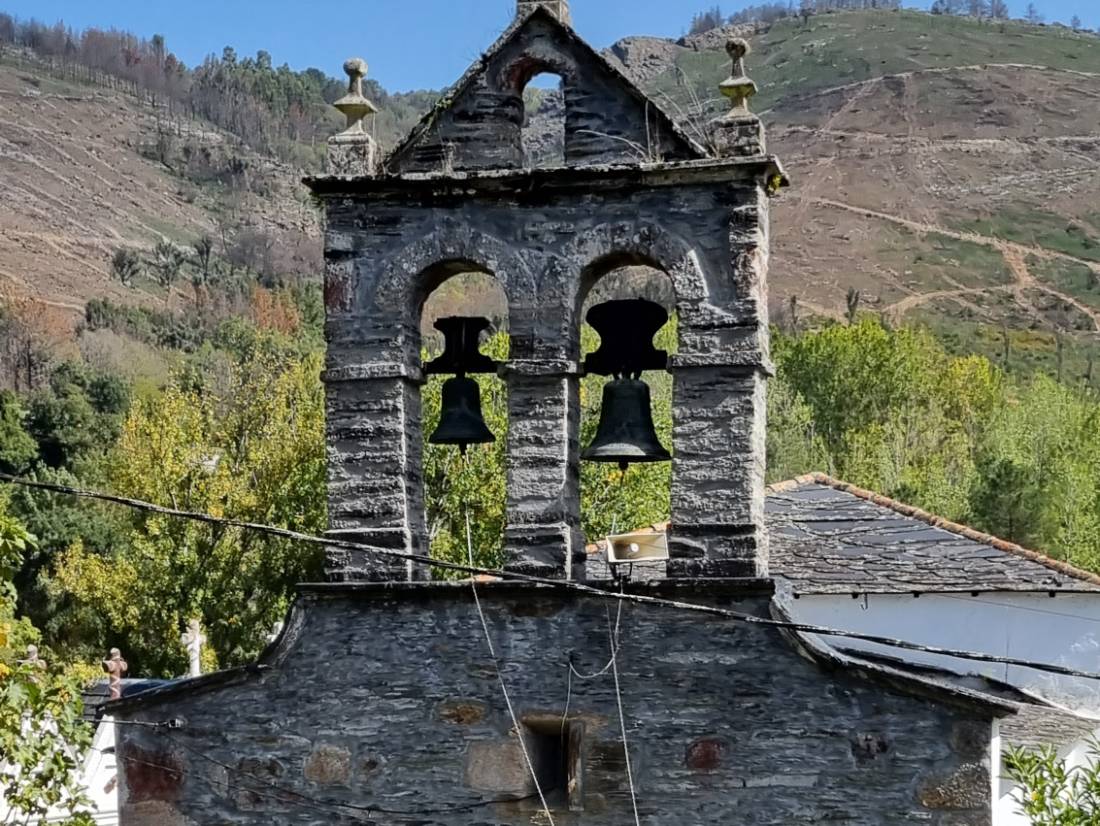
[308,6,785,583]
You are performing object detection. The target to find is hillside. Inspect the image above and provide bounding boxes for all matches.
[3,10,1100,376]
[0,49,317,314]
[628,11,1100,371]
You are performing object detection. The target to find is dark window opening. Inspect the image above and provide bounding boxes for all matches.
[524,716,585,811]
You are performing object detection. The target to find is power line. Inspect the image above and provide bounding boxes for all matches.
[464,504,556,825]
[5,472,1100,682]
[608,597,642,826]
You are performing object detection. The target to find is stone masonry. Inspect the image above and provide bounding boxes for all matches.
[112,585,1003,826]
[111,5,1008,825]
[313,5,781,581]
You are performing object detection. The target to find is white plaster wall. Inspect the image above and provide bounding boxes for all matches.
[0,719,118,825]
[788,591,1100,716]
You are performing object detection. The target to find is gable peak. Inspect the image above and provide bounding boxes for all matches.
[517,1,571,25]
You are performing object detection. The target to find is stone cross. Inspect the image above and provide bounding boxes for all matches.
[181,618,206,678]
[103,648,128,700]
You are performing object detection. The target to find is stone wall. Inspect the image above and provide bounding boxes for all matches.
[388,15,698,174]
[314,166,773,582]
[113,584,998,825]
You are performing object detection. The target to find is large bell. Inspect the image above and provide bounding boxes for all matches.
[582,378,671,469]
[430,376,495,453]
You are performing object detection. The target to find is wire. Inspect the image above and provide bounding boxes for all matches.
[464,502,555,825]
[6,472,1100,682]
[568,598,624,680]
[609,594,641,826]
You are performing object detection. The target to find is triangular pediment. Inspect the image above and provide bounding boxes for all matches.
[385,7,707,174]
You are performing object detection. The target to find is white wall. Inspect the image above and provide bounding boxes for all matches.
[788,591,1100,716]
[0,718,118,825]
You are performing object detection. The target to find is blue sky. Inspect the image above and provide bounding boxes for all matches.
[3,1,1097,92]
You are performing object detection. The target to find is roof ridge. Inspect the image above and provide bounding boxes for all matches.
[775,472,1100,589]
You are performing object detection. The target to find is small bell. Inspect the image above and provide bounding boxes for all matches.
[430,376,495,453]
[582,378,671,470]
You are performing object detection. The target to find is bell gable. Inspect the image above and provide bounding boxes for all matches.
[385,6,706,174]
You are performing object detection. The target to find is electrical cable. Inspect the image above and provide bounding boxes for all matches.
[464,498,556,825]
[608,592,642,826]
[5,472,1100,681]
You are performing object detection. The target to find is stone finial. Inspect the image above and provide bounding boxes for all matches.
[326,57,379,176]
[517,1,572,25]
[719,38,758,116]
[710,38,766,158]
[334,58,377,135]
[103,647,129,700]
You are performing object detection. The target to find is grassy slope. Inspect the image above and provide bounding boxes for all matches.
[645,11,1100,376]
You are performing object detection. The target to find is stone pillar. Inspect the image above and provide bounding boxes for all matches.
[501,361,584,578]
[667,366,768,578]
[324,373,428,581]
[517,0,572,25]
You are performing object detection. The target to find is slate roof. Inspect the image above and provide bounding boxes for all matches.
[769,474,1100,595]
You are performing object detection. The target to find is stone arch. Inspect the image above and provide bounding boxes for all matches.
[373,226,535,363]
[553,222,709,360]
[492,48,577,95]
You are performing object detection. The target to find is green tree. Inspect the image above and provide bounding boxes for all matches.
[0,390,38,474]
[0,502,94,826]
[52,340,326,675]
[110,248,141,289]
[1005,743,1100,824]
[152,241,186,307]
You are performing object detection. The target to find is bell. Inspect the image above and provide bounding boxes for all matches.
[582,378,671,469]
[430,376,495,452]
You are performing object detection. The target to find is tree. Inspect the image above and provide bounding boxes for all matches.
[152,241,186,307]
[1071,14,1082,29]
[192,235,216,304]
[53,339,326,675]
[0,503,95,826]
[1025,2,1043,24]
[0,391,38,474]
[1005,742,1100,824]
[110,247,142,289]
[989,0,1009,19]
[846,287,862,325]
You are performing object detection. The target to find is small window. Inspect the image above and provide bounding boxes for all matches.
[524,716,585,811]
[522,72,565,168]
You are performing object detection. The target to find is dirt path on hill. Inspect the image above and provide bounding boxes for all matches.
[811,197,1100,329]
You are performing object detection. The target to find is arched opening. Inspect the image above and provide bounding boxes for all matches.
[577,256,676,545]
[522,71,565,168]
[418,265,510,577]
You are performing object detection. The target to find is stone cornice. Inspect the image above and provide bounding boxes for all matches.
[305,155,788,201]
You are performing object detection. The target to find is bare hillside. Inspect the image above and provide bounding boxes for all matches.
[0,52,317,320]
